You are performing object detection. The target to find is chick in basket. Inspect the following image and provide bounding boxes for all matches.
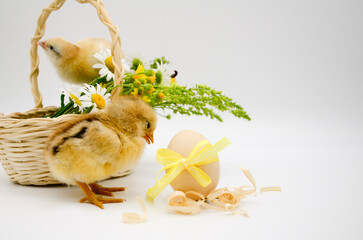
[44,96,156,209]
[38,37,123,84]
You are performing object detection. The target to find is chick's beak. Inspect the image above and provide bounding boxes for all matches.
[37,41,46,49]
[143,133,154,144]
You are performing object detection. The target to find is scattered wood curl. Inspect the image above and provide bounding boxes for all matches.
[260,186,282,192]
[167,167,281,216]
[207,188,241,211]
[122,196,147,224]
[167,191,202,215]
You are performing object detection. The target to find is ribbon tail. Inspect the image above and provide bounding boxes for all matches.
[187,166,212,187]
[192,137,231,166]
[146,165,184,200]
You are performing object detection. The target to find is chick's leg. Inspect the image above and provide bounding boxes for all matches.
[76,181,125,209]
[89,183,126,197]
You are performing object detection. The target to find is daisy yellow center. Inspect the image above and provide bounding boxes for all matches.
[70,93,82,106]
[105,56,115,73]
[91,93,106,109]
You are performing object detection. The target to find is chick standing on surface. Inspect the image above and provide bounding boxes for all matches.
[44,96,157,209]
[38,37,121,84]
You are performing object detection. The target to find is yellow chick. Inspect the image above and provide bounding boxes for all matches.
[38,37,121,84]
[44,96,157,209]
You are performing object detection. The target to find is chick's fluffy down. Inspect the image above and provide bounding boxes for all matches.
[44,96,157,185]
[44,117,145,185]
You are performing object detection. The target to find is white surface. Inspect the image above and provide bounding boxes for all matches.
[0,0,362,239]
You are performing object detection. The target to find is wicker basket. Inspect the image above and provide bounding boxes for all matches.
[0,0,131,185]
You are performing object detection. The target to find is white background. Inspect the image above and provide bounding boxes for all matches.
[0,0,362,239]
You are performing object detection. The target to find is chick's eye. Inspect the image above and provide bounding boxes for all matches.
[49,45,54,50]
[146,121,150,129]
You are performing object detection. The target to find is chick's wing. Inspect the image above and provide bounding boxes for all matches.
[46,119,123,182]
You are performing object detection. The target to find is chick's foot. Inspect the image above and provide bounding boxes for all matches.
[76,181,125,209]
[79,196,125,209]
[89,183,126,197]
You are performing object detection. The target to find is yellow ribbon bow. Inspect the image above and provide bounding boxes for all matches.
[146,138,231,200]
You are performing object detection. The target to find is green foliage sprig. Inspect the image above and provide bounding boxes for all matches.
[150,85,250,122]
[52,55,250,122]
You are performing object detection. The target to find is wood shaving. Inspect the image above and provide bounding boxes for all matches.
[167,167,281,216]
[167,191,202,215]
[207,188,241,211]
[260,186,282,192]
[185,191,205,201]
[122,196,147,224]
[237,167,256,195]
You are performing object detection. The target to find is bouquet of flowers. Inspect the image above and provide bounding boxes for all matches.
[52,49,250,122]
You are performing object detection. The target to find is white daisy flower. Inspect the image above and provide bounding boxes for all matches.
[61,84,84,111]
[156,62,174,86]
[121,58,131,73]
[79,84,111,111]
[93,48,114,81]
[93,48,131,80]
[125,50,150,70]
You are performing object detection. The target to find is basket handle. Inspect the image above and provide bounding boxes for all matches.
[29,0,124,109]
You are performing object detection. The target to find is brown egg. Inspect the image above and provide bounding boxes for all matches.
[167,130,220,199]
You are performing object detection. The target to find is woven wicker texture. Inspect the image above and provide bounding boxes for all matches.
[0,0,129,185]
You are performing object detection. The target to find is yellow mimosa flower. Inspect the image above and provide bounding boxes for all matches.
[135,64,145,74]
[142,96,151,103]
[158,92,165,99]
[147,87,155,94]
[148,75,156,83]
[132,64,146,80]
[131,88,139,96]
